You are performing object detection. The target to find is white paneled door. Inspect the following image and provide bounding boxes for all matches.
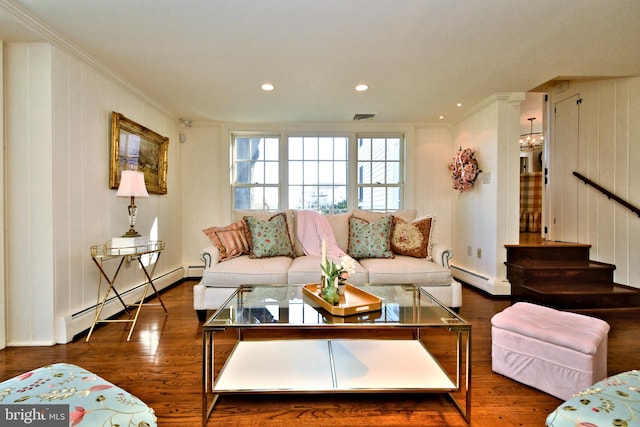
[550,94,580,243]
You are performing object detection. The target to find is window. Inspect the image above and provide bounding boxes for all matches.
[232,133,404,212]
[233,136,280,210]
[357,136,402,211]
[288,136,348,214]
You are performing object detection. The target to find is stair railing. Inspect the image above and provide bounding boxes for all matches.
[573,171,640,217]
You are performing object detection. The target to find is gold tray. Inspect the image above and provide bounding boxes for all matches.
[302,283,382,317]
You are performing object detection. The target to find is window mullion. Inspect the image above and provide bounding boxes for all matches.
[280,132,288,210]
[347,132,359,210]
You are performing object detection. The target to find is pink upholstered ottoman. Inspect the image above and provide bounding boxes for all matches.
[491,302,609,400]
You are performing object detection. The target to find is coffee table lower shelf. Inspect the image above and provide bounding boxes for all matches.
[204,339,465,423]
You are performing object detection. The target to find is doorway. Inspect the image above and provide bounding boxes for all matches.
[518,93,546,244]
[548,94,580,243]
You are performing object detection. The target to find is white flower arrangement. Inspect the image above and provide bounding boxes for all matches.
[321,255,356,286]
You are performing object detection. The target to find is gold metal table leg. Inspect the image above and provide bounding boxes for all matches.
[125,253,168,341]
[86,257,128,343]
[87,250,167,342]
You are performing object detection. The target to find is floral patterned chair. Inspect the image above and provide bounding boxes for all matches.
[546,370,640,426]
[0,363,156,426]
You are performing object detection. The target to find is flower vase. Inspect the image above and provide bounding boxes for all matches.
[338,280,346,295]
[321,284,339,305]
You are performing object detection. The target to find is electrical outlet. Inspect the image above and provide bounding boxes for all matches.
[477,248,482,258]
[467,246,472,256]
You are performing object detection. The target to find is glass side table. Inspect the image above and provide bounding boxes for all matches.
[86,240,167,342]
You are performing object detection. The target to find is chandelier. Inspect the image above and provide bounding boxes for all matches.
[519,117,544,151]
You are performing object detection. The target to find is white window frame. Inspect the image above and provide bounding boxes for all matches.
[356,134,405,211]
[286,133,350,214]
[231,134,281,210]
[231,132,405,213]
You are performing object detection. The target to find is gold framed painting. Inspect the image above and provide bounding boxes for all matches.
[110,112,169,194]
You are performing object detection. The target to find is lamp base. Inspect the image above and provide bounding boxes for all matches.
[111,236,149,249]
[122,229,142,238]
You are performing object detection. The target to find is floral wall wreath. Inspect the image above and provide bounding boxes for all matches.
[448,147,481,192]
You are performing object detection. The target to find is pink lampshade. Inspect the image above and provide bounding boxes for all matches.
[116,170,149,198]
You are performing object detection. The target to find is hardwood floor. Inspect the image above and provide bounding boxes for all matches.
[1,280,638,426]
[519,231,544,245]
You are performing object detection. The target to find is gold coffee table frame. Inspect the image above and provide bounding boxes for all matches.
[87,241,167,342]
[202,283,471,425]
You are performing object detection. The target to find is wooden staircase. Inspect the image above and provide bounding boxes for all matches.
[505,243,640,309]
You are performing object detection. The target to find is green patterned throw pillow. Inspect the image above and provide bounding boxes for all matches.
[243,213,295,258]
[348,215,394,259]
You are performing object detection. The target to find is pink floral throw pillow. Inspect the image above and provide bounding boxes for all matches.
[390,215,434,259]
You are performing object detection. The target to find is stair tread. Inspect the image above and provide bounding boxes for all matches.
[520,283,638,295]
[506,260,614,269]
[505,243,591,248]
[505,243,637,309]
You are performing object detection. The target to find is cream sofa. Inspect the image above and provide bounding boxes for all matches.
[194,209,461,320]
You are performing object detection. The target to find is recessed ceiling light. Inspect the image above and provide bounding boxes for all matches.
[261,83,275,91]
[456,103,463,107]
[439,115,445,120]
[355,84,369,92]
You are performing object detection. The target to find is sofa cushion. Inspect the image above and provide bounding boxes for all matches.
[325,212,352,252]
[352,209,417,222]
[244,212,295,258]
[292,211,352,256]
[360,255,452,286]
[202,220,249,261]
[287,255,368,285]
[348,216,394,259]
[202,255,292,286]
[390,215,434,260]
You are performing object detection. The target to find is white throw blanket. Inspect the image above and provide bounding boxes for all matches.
[296,210,346,259]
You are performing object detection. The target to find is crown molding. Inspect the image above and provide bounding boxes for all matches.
[454,93,526,126]
[0,0,172,117]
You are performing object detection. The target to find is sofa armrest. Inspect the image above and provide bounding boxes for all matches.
[200,245,220,269]
[432,244,452,268]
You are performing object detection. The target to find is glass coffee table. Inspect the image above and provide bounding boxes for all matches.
[202,283,471,425]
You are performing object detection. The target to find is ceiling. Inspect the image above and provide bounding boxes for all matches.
[0,0,639,127]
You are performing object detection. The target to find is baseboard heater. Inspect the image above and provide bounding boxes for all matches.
[186,264,205,278]
[72,267,183,319]
[450,265,511,296]
[451,265,489,281]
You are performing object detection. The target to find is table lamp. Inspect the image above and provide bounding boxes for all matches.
[116,170,149,237]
